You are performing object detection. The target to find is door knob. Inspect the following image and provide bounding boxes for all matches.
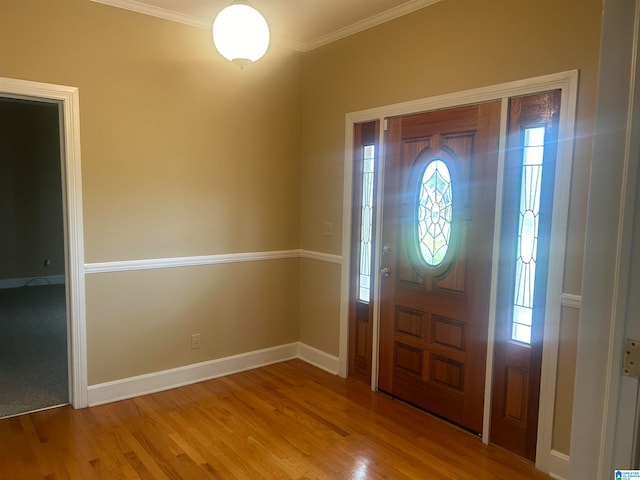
[380,267,391,277]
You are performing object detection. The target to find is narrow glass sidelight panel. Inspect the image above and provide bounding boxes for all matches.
[358,144,375,302]
[511,127,546,344]
[417,159,452,267]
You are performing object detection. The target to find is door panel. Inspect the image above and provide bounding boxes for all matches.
[379,102,501,434]
[348,121,379,385]
[490,90,561,460]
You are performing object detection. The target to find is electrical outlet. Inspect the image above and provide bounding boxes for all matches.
[323,222,333,237]
[191,333,201,350]
[44,258,51,267]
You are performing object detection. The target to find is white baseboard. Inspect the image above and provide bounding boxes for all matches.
[88,342,299,406]
[297,343,340,374]
[548,449,569,480]
[87,342,339,407]
[0,274,65,289]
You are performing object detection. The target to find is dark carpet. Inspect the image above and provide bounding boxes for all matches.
[0,284,68,418]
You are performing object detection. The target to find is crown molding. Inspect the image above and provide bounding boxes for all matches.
[90,0,441,52]
[298,0,442,52]
[90,0,211,29]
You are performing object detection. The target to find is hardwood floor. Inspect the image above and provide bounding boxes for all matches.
[0,360,552,479]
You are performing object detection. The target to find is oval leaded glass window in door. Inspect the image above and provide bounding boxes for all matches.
[417,159,453,267]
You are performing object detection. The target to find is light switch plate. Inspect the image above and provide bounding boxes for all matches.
[623,338,640,378]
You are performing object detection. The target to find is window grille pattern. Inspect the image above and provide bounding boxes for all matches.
[511,127,546,344]
[358,145,375,302]
[417,160,452,267]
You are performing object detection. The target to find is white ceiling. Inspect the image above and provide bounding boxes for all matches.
[91,0,441,51]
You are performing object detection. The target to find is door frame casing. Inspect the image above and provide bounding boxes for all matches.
[0,77,88,409]
[340,70,578,475]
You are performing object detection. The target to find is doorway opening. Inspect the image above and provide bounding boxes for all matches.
[0,77,88,411]
[0,97,69,417]
[342,71,578,473]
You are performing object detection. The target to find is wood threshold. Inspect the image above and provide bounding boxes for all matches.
[0,360,552,479]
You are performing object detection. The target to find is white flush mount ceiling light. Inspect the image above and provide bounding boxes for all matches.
[212,0,270,68]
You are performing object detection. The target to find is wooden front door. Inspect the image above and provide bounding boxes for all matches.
[378,102,501,434]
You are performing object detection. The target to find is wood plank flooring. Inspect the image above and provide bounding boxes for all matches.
[0,360,552,479]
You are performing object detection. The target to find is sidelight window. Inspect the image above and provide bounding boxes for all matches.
[358,145,376,302]
[511,127,546,344]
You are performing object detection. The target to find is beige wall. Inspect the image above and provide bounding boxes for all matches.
[1,0,302,263]
[298,259,341,356]
[86,260,299,384]
[553,305,580,454]
[0,0,302,382]
[299,0,602,455]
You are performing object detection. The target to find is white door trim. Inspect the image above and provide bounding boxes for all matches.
[340,70,578,475]
[0,77,88,409]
